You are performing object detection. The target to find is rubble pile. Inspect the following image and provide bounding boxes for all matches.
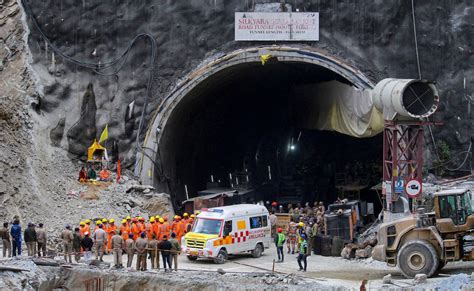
[260,273,299,285]
[0,0,175,255]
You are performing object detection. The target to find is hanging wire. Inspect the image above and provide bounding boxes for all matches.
[411,0,422,80]
[21,0,157,155]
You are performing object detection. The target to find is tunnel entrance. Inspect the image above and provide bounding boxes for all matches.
[142,47,383,211]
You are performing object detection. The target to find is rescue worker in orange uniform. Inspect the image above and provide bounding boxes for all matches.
[163,217,171,235]
[137,217,146,235]
[107,219,117,252]
[84,219,91,237]
[171,216,180,237]
[79,221,86,237]
[125,216,132,228]
[120,219,130,241]
[131,218,140,240]
[177,217,186,244]
[158,218,168,241]
[182,213,189,224]
[146,217,156,241]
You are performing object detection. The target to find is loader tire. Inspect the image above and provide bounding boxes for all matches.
[397,240,439,278]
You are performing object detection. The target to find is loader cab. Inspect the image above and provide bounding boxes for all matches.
[434,189,473,232]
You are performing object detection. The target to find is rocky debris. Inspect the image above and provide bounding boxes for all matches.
[341,239,377,260]
[435,274,471,290]
[1,257,319,290]
[355,246,372,259]
[143,193,175,218]
[0,258,51,290]
[126,184,155,194]
[32,257,59,267]
[413,274,427,285]
[382,274,392,284]
[261,273,298,285]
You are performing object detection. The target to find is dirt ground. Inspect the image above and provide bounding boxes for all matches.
[97,243,474,289]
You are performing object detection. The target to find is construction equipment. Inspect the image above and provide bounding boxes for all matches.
[324,200,361,241]
[372,188,474,278]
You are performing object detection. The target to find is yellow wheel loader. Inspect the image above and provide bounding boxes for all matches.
[372,189,474,278]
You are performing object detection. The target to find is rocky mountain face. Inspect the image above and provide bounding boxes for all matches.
[20,0,472,171]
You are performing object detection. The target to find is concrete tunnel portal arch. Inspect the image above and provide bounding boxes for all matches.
[138,46,384,209]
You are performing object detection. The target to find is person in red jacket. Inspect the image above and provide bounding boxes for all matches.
[78,167,87,182]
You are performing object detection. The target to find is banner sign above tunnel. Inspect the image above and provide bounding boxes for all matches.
[235,12,319,41]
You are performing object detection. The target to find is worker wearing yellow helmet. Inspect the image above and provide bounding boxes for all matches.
[137,217,146,234]
[155,215,160,220]
[195,210,201,215]
[125,216,131,228]
[297,222,306,247]
[190,214,196,219]
[120,219,130,241]
[157,217,168,241]
[147,217,156,240]
[96,220,102,226]
[79,221,86,237]
[182,212,189,224]
[83,220,91,236]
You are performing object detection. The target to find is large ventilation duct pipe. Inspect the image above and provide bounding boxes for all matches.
[372,78,439,120]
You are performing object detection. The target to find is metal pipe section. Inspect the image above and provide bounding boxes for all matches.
[372,78,439,120]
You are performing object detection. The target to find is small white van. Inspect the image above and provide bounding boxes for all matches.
[182,204,271,263]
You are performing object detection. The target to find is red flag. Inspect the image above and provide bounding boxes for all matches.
[117,159,121,182]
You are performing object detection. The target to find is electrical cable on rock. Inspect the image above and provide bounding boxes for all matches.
[21,0,157,155]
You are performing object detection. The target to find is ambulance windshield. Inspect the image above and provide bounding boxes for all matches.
[193,218,222,235]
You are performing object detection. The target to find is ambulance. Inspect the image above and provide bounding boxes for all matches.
[182,204,271,264]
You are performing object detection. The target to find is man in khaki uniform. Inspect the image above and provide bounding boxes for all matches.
[169,232,180,271]
[134,232,148,271]
[61,225,74,263]
[125,233,135,268]
[148,234,159,269]
[111,230,124,268]
[36,223,47,257]
[0,222,11,258]
[93,223,107,262]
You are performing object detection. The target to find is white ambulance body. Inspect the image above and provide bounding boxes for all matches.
[182,204,271,263]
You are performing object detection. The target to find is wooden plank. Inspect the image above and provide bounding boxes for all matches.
[275,213,291,234]
[0,266,29,272]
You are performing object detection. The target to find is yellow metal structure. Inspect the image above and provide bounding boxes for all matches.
[87,139,108,162]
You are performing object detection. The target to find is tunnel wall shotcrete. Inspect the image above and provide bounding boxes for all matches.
[23,1,472,173]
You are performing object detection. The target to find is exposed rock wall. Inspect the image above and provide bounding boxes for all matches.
[22,0,473,170]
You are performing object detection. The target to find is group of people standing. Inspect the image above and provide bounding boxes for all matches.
[64,213,197,271]
[1,212,197,273]
[269,201,327,272]
[0,219,47,258]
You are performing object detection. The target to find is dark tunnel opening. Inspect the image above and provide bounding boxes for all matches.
[159,61,383,212]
